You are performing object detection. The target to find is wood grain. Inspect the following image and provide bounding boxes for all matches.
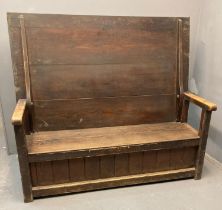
[27,122,199,159]
[143,150,157,173]
[33,95,176,131]
[115,153,129,176]
[195,110,212,179]
[35,161,53,186]
[30,64,176,100]
[32,168,195,198]
[129,152,143,174]
[69,158,85,182]
[14,125,33,202]
[100,155,115,178]
[85,157,100,180]
[30,163,38,186]
[52,160,69,184]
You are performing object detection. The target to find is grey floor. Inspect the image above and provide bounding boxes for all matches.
[1,112,222,210]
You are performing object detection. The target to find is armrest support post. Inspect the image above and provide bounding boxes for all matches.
[180,95,190,123]
[11,99,33,202]
[14,125,33,202]
[195,110,212,179]
[179,91,217,179]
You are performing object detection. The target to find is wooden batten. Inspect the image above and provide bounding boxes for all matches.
[176,18,184,121]
[32,168,195,197]
[19,15,32,104]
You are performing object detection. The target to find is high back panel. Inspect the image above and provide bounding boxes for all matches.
[8,13,189,131]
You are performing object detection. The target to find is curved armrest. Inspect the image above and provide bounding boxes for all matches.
[12,99,27,125]
[183,92,217,111]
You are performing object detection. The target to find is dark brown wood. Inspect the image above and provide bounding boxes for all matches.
[180,97,190,122]
[14,125,33,202]
[129,152,143,174]
[30,64,176,100]
[143,150,157,173]
[156,149,171,171]
[27,122,199,162]
[8,13,217,202]
[19,15,32,103]
[32,168,195,198]
[30,163,38,186]
[85,157,100,180]
[35,161,53,186]
[8,14,189,132]
[52,160,69,184]
[195,110,212,179]
[33,95,176,131]
[69,158,85,182]
[183,147,197,168]
[115,153,129,176]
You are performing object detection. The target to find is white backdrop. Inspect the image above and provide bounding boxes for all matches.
[0,0,202,153]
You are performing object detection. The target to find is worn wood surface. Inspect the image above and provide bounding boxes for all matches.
[14,125,33,202]
[11,99,27,125]
[27,122,199,159]
[30,64,176,100]
[30,147,197,187]
[195,110,212,179]
[8,13,190,131]
[32,167,195,197]
[33,95,176,131]
[183,92,217,111]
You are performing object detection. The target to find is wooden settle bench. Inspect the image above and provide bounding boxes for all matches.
[8,13,217,202]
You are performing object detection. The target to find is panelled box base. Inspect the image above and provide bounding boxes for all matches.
[30,146,198,198]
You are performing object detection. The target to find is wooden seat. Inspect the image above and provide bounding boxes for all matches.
[27,122,199,162]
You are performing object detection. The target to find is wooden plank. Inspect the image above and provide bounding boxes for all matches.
[25,27,176,65]
[14,125,33,202]
[52,160,69,184]
[195,110,212,179]
[30,163,38,186]
[115,153,129,176]
[183,147,197,168]
[30,64,176,100]
[156,149,171,171]
[100,155,115,178]
[129,152,143,174]
[143,150,157,173]
[35,161,53,186]
[8,14,190,107]
[32,168,195,197]
[170,148,185,170]
[33,95,176,131]
[85,157,100,180]
[8,13,179,30]
[69,158,85,182]
[180,18,190,92]
[170,147,197,170]
[19,16,32,103]
[27,122,199,155]
[27,122,200,162]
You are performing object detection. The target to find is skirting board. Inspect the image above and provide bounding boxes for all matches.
[33,167,195,197]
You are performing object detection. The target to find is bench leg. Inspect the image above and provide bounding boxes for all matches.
[194,110,212,180]
[14,125,33,202]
